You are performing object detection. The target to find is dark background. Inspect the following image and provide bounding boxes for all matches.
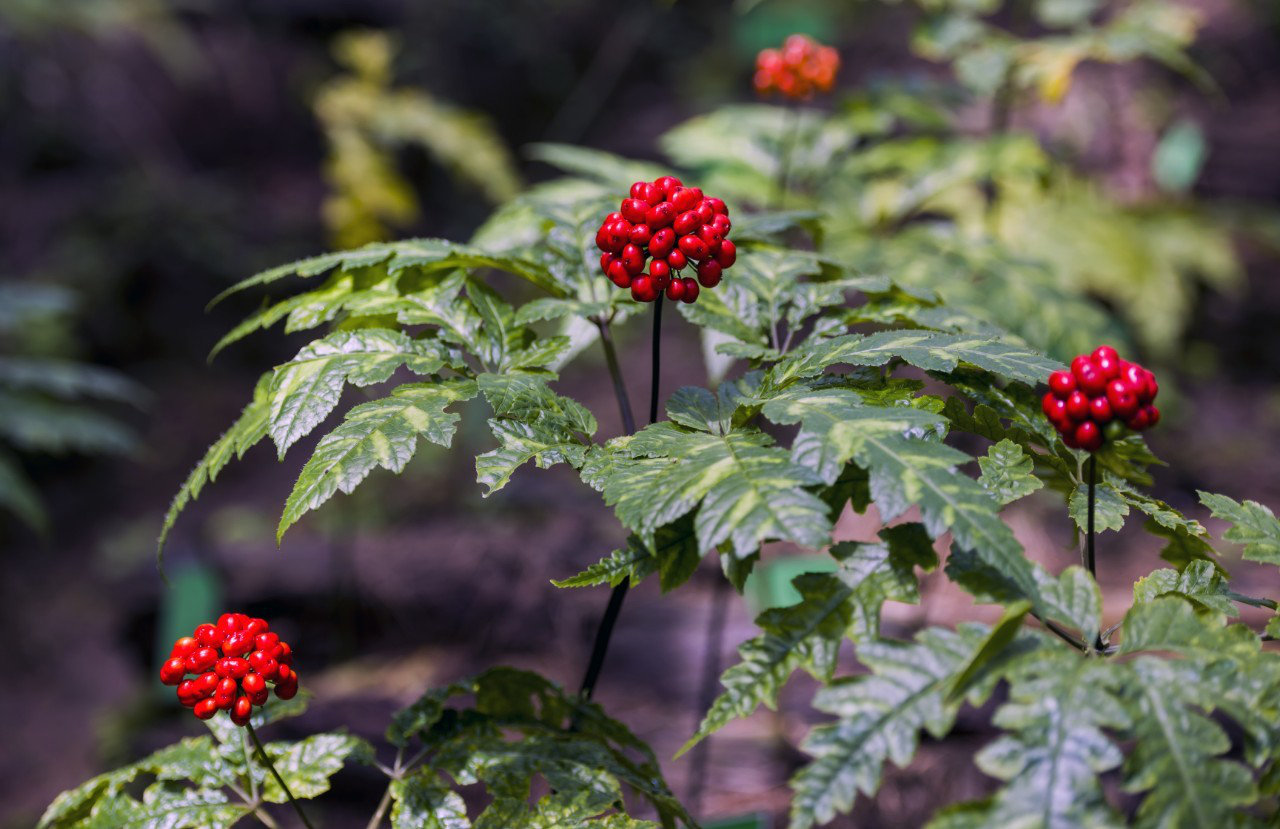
[3,1,1279,826]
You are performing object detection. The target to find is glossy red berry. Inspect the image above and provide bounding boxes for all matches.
[194,698,219,720]
[665,278,686,302]
[1089,396,1113,422]
[667,249,688,270]
[629,224,652,246]
[186,647,219,674]
[275,674,299,701]
[1065,391,1090,422]
[1046,349,1159,452]
[195,624,222,648]
[678,234,710,261]
[231,696,253,727]
[1075,421,1103,452]
[697,260,723,288]
[681,278,699,303]
[621,244,645,275]
[1106,379,1138,418]
[164,613,296,725]
[673,211,700,236]
[645,202,676,229]
[649,227,676,258]
[631,275,657,303]
[715,240,737,268]
[170,637,198,658]
[1048,370,1076,398]
[654,175,682,195]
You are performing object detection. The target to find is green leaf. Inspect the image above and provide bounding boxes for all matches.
[260,733,373,802]
[267,328,448,457]
[760,383,946,485]
[770,330,1064,390]
[975,649,1128,829]
[1133,561,1238,617]
[554,517,700,593]
[789,625,991,829]
[1200,491,1280,564]
[391,772,472,829]
[686,526,938,754]
[0,393,137,455]
[158,373,273,559]
[278,379,478,539]
[586,422,831,557]
[475,372,596,495]
[946,600,1033,703]
[1068,481,1129,534]
[525,143,670,190]
[0,357,146,404]
[977,439,1043,505]
[0,449,45,532]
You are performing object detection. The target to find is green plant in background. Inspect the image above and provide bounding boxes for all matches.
[317,31,523,249]
[39,3,1280,828]
[0,281,143,532]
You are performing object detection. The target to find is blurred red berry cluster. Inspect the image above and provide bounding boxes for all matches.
[595,176,736,304]
[160,613,298,725]
[754,34,840,99]
[1042,346,1160,451]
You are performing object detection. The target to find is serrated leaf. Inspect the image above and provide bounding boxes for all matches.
[1069,481,1129,533]
[267,329,448,457]
[525,143,670,189]
[978,439,1043,505]
[391,772,472,829]
[976,649,1128,829]
[0,393,137,455]
[1134,561,1237,616]
[554,517,699,593]
[588,423,830,557]
[686,527,938,754]
[279,379,477,539]
[158,373,273,559]
[260,733,373,802]
[760,384,946,485]
[1200,491,1280,564]
[475,373,596,495]
[789,625,991,829]
[770,330,1064,390]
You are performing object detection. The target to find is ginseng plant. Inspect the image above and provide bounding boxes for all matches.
[40,151,1280,829]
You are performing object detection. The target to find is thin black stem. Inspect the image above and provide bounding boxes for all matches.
[595,318,636,434]
[246,723,315,829]
[579,300,664,700]
[1085,455,1097,580]
[686,576,731,812]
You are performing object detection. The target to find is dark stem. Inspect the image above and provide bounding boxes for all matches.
[776,105,802,209]
[1085,455,1097,580]
[686,576,731,812]
[579,299,665,699]
[246,723,315,829]
[595,318,636,434]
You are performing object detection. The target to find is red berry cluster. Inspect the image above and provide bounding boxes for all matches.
[1042,346,1160,452]
[595,176,736,304]
[160,613,298,725]
[754,35,840,99]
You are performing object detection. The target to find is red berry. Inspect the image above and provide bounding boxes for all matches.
[1147,406,1161,427]
[1092,345,1119,365]
[629,223,652,246]
[1106,379,1138,418]
[171,637,198,658]
[621,198,649,224]
[1077,367,1107,397]
[249,685,270,706]
[1089,396,1113,422]
[1048,370,1075,398]
[607,260,632,288]
[1121,362,1146,390]
[599,253,615,276]
[1042,392,1065,419]
[667,249,688,270]
[1093,352,1120,380]
[217,658,251,679]
[1142,375,1159,403]
[277,643,293,665]
[242,672,266,696]
[1127,408,1151,430]
[1070,355,1092,380]
[631,275,657,303]
[176,680,199,707]
[653,176,682,196]
[697,259,723,288]
[629,181,646,200]
[274,674,299,701]
[1065,391,1090,422]
[231,696,253,726]
[695,202,714,225]
[194,698,218,720]
[217,613,244,633]
[649,227,675,258]
[605,211,624,224]
[712,213,732,234]
[650,259,670,283]
[195,624,222,648]
[186,647,219,674]
[671,187,699,213]
[1075,421,1103,452]
[674,210,700,236]
[621,244,645,275]
[665,278,686,302]
[645,202,676,229]
[160,658,186,686]
[197,671,220,694]
[706,197,728,216]
[640,183,661,204]
[678,234,710,261]
[1061,429,1081,449]
[223,631,253,658]
[681,278,700,304]
[594,226,614,252]
[255,632,280,652]
[715,240,737,268]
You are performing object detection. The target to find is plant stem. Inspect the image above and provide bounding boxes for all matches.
[246,723,316,829]
[595,318,636,434]
[1085,455,1097,580]
[365,784,393,829]
[776,104,802,209]
[579,299,665,700]
[686,575,731,812]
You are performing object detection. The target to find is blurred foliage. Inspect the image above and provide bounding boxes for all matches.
[316,31,523,249]
[0,281,143,533]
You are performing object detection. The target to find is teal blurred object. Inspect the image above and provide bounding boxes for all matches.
[732,0,838,56]
[706,813,772,829]
[153,561,221,701]
[1153,120,1208,194]
[744,554,838,616]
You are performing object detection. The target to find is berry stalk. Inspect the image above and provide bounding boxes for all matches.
[579,298,666,700]
[1085,454,1097,580]
[247,723,315,829]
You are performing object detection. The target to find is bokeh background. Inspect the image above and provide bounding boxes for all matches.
[3,0,1280,826]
